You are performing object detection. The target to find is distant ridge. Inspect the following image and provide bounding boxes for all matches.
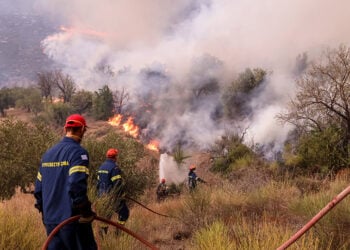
[0,12,57,87]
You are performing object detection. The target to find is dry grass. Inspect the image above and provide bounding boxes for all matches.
[0,190,46,250]
[3,173,350,250]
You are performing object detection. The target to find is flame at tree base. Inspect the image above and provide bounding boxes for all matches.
[108,114,159,152]
[146,140,160,152]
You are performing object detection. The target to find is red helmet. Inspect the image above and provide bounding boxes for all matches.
[64,114,87,128]
[106,148,118,158]
[189,164,196,170]
[161,178,166,183]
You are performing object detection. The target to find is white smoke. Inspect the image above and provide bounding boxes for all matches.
[159,153,188,184]
[34,0,350,151]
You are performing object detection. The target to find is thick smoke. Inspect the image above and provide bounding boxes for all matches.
[32,0,350,151]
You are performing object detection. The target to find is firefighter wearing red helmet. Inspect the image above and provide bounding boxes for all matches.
[34,114,97,249]
[156,178,169,202]
[96,148,129,236]
[188,164,206,191]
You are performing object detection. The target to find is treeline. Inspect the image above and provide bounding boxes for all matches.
[0,65,269,127]
[0,70,130,126]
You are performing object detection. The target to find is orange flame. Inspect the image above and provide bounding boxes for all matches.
[146,140,160,152]
[108,115,160,150]
[108,114,122,126]
[108,114,139,138]
[60,25,108,38]
[122,117,139,138]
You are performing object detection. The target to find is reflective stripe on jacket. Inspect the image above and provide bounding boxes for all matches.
[34,137,90,224]
[97,159,122,196]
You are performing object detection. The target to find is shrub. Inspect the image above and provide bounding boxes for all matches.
[0,118,58,200]
[177,188,212,231]
[210,133,255,175]
[192,221,234,250]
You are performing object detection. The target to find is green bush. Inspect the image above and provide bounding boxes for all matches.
[283,127,348,176]
[46,102,73,127]
[0,119,58,200]
[210,133,255,175]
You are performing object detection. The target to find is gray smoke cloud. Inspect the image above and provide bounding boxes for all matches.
[31,0,350,151]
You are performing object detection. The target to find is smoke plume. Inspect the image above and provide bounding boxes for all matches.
[31,0,350,151]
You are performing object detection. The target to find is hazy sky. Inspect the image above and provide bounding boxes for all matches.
[3,0,350,152]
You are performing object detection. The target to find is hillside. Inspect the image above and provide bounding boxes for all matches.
[0,3,56,87]
[1,107,220,187]
[1,108,350,249]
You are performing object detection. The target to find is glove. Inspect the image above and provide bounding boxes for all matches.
[34,202,43,213]
[115,199,126,213]
[78,212,96,223]
[73,200,96,223]
[34,202,44,221]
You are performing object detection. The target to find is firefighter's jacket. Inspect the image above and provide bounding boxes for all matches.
[97,159,123,197]
[34,137,91,225]
[156,183,168,198]
[188,170,203,189]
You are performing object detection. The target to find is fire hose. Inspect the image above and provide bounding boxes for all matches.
[277,184,350,250]
[41,215,159,250]
[126,196,178,219]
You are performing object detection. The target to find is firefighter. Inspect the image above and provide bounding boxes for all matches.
[156,178,169,202]
[96,148,129,235]
[34,114,97,250]
[188,164,206,191]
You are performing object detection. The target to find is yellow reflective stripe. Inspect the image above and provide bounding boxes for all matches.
[98,170,109,174]
[111,175,121,182]
[117,220,126,225]
[69,166,89,175]
[37,172,42,181]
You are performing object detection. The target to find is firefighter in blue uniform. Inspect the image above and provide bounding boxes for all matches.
[34,114,97,250]
[156,178,169,202]
[96,148,129,235]
[188,164,206,191]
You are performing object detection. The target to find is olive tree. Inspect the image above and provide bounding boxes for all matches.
[15,87,43,115]
[279,45,350,169]
[0,87,16,116]
[71,90,93,114]
[0,119,58,200]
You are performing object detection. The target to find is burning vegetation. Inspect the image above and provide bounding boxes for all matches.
[108,114,159,152]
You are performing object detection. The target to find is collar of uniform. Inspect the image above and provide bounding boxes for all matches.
[106,158,116,163]
[62,136,80,144]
